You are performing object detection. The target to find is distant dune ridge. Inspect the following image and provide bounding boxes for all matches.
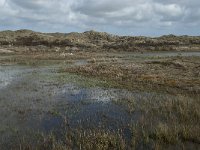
[0,29,200,52]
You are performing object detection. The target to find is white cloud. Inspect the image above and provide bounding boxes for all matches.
[0,0,199,35]
[0,0,6,6]
[154,4,184,17]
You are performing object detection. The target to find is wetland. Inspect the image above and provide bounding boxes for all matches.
[0,51,200,150]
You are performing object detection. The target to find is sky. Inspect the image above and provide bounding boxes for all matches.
[0,0,200,36]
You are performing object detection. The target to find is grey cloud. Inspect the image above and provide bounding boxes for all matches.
[72,0,187,27]
[0,0,199,35]
[10,0,46,10]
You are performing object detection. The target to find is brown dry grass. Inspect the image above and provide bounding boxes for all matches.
[64,57,200,94]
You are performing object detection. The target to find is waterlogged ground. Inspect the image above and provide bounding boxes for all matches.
[0,52,200,149]
[0,64,136,148]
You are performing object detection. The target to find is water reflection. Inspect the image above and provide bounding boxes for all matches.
[0,66,17,89]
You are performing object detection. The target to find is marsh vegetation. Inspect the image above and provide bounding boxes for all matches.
[0,51,199,150]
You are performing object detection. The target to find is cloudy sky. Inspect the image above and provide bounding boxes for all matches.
[0,0,200,36]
